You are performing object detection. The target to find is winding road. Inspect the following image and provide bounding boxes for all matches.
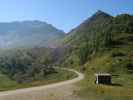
[0,67,84,100]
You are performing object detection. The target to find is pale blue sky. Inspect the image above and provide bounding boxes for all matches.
[0,0,133,32]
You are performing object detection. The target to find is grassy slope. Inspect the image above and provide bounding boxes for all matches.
[76,33,133,100]
[57,13,133,100]
[0,69,77,91]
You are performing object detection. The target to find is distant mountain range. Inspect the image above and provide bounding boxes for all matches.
[0,10,133,49]
[0,20,65,48]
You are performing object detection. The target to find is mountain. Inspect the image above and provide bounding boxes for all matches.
[58,10,133,67]
[69,10,112,33]
[0,20,65,48]
[61,10,113,47]
[56,11,133,99]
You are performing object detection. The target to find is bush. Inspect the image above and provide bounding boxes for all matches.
[111,51,125,57]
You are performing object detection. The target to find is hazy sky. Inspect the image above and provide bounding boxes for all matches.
[0,0,133,32]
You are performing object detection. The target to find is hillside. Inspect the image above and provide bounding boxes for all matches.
[56,11,133,100]
[59,10,133,67]
[0,20,65,48]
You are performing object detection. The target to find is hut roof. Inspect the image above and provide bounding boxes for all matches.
[95,73,111,76]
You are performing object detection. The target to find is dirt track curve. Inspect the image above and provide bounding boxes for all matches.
[0,67,84,100]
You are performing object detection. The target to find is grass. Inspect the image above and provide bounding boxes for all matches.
[0,68,77,92]
[76,55,133,100]
[74,33,133,100]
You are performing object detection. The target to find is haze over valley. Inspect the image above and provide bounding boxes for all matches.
[0,20,65,48]
[0,0,133,100]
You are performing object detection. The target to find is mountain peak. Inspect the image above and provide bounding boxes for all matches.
[71,10,112,32]
[83,10,112,24]
[95,10,106,15]
[92,10,112,18]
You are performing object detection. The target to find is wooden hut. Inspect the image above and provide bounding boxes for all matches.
[95,73,111,84]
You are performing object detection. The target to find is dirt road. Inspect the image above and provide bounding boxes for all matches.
[0,67,84,100]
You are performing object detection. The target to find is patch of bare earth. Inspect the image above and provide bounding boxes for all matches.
[0,84,81,100]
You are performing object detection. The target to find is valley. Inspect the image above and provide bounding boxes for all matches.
[0,10,132,100]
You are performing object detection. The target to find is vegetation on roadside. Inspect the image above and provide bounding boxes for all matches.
[0,68,76,91]
[0,47,77,91]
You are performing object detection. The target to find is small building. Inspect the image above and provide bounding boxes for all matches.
[95,73,111,84]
